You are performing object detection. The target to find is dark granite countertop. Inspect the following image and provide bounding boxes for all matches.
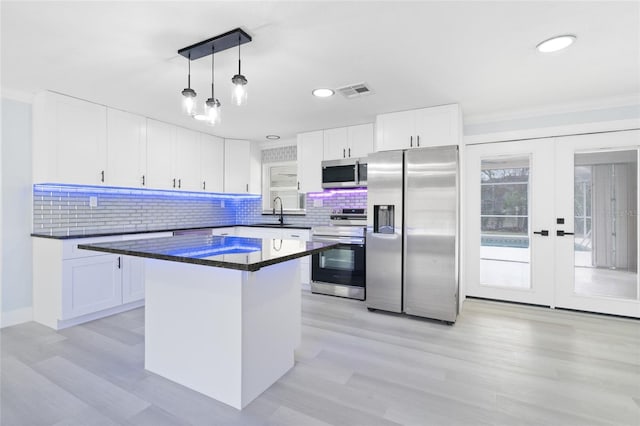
[31,224,313,240]
[77,234,335,272]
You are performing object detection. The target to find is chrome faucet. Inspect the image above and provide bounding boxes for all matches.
[272,196,284,225]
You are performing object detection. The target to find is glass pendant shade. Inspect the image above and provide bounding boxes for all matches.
[182,88,196,115]
[206,98,221,125]
[231,74,248,106]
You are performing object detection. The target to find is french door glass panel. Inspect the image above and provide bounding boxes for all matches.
[480,157,530,289]
[574,151,638,300]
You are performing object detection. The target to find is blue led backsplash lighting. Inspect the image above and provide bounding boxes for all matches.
[33,183,260,200]
[33,183,259,236]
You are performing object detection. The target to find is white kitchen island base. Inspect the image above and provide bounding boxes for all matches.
[144,258,301,410]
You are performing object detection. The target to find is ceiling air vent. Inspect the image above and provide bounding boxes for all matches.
[336,82,374,99]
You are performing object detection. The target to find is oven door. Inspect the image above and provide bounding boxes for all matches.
[312,241,365,287]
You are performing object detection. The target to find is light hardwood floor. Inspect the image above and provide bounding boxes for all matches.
[2,293,639,426]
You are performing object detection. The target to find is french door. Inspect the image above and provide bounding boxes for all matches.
[465,130,640,318]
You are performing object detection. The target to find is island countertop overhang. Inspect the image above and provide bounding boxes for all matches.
[77,234,337,272]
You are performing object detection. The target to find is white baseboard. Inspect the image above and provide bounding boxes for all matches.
[1,306,34,328]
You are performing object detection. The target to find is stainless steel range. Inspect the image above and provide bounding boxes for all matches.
[311,208,366,300]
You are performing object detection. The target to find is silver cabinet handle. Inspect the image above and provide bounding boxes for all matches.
[348,147,351,157]
[101,170,105,182]
[289,234,300,238]
[246,183,249,192]
[178,179,181,189]
[203,181,206,190]
[173,178,176,188]
[117,257,121,269]
[410,136,413,147]
[343,148,346,158]
[417,135,420,147]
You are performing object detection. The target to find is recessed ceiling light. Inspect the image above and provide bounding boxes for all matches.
[312,88,335,98]
[536,35,576,53]
[193,114,209,121]
[266,135,280,140]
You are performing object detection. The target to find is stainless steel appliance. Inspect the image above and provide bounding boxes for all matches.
[366,146,458,323]
[311,208,366,300]
[321,158,367,188]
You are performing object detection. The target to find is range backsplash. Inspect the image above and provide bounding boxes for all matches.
[32,184,367,235]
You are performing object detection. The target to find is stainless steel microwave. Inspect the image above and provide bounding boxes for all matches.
[321,158,367,189]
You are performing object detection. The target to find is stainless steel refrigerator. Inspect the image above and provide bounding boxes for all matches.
[366,146,458,323]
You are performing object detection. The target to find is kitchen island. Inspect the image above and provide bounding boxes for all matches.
[78,234,336,410]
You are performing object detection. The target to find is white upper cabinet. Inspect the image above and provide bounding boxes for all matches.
[146,119,176,190]
[297,130,324,193]
[106,108,147,188]
[347,123,374,158]
[224,139,256,193]
[323,123,374,160]
[174,127,201,191]
[33,91,107,185]
[375,104,461,152]
[323,127,348,160]
[200,134,224,192]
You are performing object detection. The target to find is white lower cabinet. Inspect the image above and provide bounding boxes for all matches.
[61,255,123,320]
[33,231,172,330]
[122,256,146,304]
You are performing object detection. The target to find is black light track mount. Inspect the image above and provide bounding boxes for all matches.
[178,28,252,60]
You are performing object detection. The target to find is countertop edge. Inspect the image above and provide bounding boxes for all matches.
[76,241,335,272]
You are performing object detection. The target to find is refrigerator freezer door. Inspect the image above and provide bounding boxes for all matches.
[366,150,404,313]
[404,146,458,322]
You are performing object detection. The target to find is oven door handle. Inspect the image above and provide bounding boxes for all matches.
[312,236,365,245]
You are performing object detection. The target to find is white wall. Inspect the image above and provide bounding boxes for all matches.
[1,98,33,327]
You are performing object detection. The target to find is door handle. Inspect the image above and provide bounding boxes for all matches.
[533,230,549,236]
[557,230,574,236]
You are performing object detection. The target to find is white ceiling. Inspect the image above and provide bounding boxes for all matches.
[2,1,639,142]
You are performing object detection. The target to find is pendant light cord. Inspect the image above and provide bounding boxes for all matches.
[211,45,215,98]
[187,52,191,89]
[237,35,242,75]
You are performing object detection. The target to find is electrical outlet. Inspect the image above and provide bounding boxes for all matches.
[89,196,98,207]
[313,199,323,207]
[220,200,225,208]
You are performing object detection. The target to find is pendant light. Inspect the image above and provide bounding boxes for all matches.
[181,52,197,115]
[231,34,248,106]
[205,45,221,125]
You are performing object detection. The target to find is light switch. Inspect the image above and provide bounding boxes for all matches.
[89,196,98,207]
[313,199,323,207]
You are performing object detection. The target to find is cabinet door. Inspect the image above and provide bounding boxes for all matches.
[61,255,122,319]
[375,110,414,152]
[323,127,348,160]
[146,119,175,190]
[122,256,145,304]
[347,123,374,158]
[414,104,460,148]
[55,94,107,185]
[297,131,324,193]
[107,108,147,188]
[174,127,201,191]
[200,134,224,192]
[224,139,251,193]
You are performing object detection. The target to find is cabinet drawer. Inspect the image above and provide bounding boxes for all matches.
[63,235,123,260]
[282,230,310,241]
[121,232,173,241]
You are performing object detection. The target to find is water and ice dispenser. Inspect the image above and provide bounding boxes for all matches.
[373,205,395,234]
